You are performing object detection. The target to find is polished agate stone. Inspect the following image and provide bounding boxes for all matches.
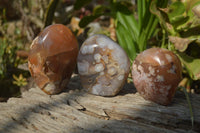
[28,24,78,95]
[132,48,182,105]
[77,34,130,96]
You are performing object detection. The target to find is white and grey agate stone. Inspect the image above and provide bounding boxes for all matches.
[77,34,130,96]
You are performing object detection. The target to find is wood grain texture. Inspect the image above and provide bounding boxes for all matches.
[0,74,200,133]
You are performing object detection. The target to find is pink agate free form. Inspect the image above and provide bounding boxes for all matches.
[28,24,78,94]
[77,34,130,96]
[132,48,182,105]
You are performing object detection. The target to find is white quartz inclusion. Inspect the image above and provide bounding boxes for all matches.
[108,67,117,76]
[97,36,109,48]
[94,53,101,63]
[167,65,176,74]
[92,84,102,95]
[81,45,95,54]
[77,60,89,75]
[94,63,104,72]
[95,35,129,72]
[165,54,172,62]
[148,66,155,76]
[156,75,164,82]
[78,34,130,96]
[118,75,124,80]
[44,82,56,93]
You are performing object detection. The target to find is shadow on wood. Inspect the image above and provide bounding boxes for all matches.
[0,74,200,133]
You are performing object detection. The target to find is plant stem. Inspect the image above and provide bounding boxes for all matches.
[180,86,194,128]
[161,29,166,48]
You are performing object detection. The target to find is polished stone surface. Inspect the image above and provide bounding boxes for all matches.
[132,48,182,105]
[77,34,130,96]
[28,24,78,94]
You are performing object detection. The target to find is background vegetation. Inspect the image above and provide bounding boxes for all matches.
[0,0,200,101]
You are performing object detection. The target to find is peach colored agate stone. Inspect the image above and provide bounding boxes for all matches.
[28,24,78,94]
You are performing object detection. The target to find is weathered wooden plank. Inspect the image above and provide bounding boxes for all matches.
[0,75,200,133]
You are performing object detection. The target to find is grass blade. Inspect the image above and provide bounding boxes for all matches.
[138,0,144,31]
[180,86,194,128]
[116,12,139,41]
[44,0,59,27]
[116,22,137,60]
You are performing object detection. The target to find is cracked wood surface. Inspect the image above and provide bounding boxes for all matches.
[0,75,200,133]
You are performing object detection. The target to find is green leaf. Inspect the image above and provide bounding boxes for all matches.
[74,0,92,10]
[93,5,106,15]
[138,0,146,31]
[0,39,6,57]
[138,31,148,51]
[44,0,59,27]
[168,1,185,19]
[79,4,109,28]
[166,2,190,29]
[79,14,101,28]
[181,24,200,38]
[169,36,193,52]
[184,0,200,14]
[146,15,159,40]
[150,0,176,35]
[116,22,137,60]
[191,3,200,18]
[179,86,194,128]
[115,1,132,15]
[177,52,200,80]
[172,15,189,30]
[116,11,139,42]
[150,0,166,27]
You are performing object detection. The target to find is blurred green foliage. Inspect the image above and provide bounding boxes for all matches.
[77,0,200,85]
[1,0,200,100]
[77,0,167,61]
[0,6,29,99]
[0,36,22,98]
[116,0,168,61]
[150,0,200,81]
[44,0,59,27]
[76,0,199,126]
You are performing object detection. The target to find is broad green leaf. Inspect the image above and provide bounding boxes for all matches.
[150,0,176,35]
[183,1,200,29]
[93,5,106,15]
[168,1,185,20]
[79,4,109,28]
[177,52,200,80]
[74,0,92,10]
[165,2,191,30]
[172,15,189,30]
[79,14,101,28]
[115,1,133,15]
